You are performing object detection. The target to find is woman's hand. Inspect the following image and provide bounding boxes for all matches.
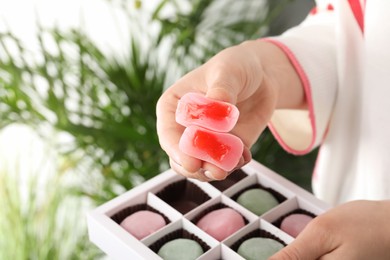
[156,40,304,181]
[270,200,390,260]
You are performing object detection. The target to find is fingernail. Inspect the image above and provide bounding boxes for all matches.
[204,170,215,180]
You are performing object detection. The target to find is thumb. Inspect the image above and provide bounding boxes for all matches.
[204,65,242,105]
[205,83,238,105]
[269,220,335,260]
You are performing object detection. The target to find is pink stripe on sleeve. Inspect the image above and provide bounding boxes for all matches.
[262,38,317,155]
[348,0,365,34]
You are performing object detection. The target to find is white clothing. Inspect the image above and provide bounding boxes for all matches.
[268,0,390,205]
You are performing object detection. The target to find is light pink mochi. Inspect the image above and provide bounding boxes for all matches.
[179,126,244,171]
[176,92,239,132]
[120,210,166,240]
[196,208,245,241]
[280,213,313,238]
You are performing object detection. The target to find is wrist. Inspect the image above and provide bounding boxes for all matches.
[240,39,306,109]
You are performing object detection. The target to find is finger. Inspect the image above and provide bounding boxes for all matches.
[204,44,264,105]
[202,63,241,104]
[242,146,252,164]
[171,156,229,182]
[156,89,204,172]
[156,90,183,162]
[170,158,211,182]
[318,251,338,260]
[231,119,265,148]
[227,146,252,172]
[201,145,252,180]
[200,161,228,180]
[318,246,357,260]
[232,86,276,147]
[205,81,239,104]
[269,218,336,260]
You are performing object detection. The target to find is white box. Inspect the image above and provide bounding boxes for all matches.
[87,159,330,259]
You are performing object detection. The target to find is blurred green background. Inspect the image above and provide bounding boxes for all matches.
[0,0,315,259]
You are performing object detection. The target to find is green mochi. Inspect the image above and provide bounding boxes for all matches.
[236,188,279,215]
[237,237,284,260]
[157,238,204,260]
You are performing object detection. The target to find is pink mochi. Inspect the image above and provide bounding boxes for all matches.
[179,126,244,171]
[176,92,239,132]
[196,208,245,241]
[280,213,313,238]
[120,210,166,240]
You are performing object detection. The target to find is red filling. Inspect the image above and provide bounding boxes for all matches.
[193,129,230,161]
[187,102,231,121]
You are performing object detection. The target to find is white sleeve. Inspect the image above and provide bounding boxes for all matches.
[265,1,338,155]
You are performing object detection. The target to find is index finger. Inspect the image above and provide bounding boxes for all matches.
[156,85,203,173]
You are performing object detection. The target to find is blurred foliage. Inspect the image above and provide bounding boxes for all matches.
[0,0,316,204]
[152,0,285,68]
[0,132,100,260]
[0,0,318,258]
[0,28,167,203]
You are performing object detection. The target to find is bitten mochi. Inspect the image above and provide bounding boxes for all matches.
[176,92,239,132]
[179,126,244,171]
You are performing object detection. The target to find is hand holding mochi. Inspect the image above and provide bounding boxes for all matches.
[176,93,243,172]
[176,92,239,132]
[179,126,244,171]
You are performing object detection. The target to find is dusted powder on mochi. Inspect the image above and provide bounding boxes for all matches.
[120,210,166,240]
[196,208,245,241]
[176,92,239,132]
[236,188,279,215]
[157,238,204,260]
[179,125,243,171]
[280,213,313,238]
[237,237,284,260]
